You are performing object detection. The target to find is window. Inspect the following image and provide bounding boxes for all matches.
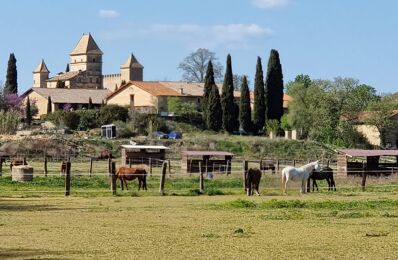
[93,58,96,62]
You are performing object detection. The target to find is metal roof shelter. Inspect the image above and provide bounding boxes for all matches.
[337,149,398,176]
[121,145,169,167]
[182,150,234,175]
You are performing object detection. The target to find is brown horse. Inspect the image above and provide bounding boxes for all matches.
[310,166,336,191]
[10,158,28,171]
[116,166,147,191]
[245,168,262,196]
[260,161,276,174]
[97,150,113,159]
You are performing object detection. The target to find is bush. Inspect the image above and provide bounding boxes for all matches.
[63,111,80,130]
[0,110,21,134]
[41,110,81,130]
[76,109,99,130]
[99,105,129,125]
[113,120,135,138]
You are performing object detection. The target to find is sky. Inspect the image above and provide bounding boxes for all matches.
[0,0,397,94]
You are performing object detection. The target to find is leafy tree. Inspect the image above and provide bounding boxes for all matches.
[280,114,291,131]
[88,97,93,109]
[265,49,284,121]
[5,53,18,94]
[202,60,215,123]
[26,96,32,126]
[221,54,238,132]
[265,119,280,135]
[47,96,52,114]
[239,76,252,132]
[178,48,223,82]
[253,56,266,133]
[99,105,129,125]
[207,85,222,131]
[167,97,197,114]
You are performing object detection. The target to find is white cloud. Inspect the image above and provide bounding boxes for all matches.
[101,23,272,49]
[252,0,290,9]
[98,9,120,18]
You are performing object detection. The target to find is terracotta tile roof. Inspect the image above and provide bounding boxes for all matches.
[338,149,398,157]
[47,71,81,82]
[133,81,182,96]
[70,34,103,55]
[29,88,110,104]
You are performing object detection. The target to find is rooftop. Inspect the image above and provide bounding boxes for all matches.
[338,149,398,157]
[121,145,170,150]
[70,33,103,56]
[25,88,109,104]
[182,151,234,157]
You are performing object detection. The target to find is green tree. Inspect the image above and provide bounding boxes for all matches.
[265,49,284,121]
[253,56,266,133]
[167,97,197,114]
[47,96,52,114]
[5,53,18,94]
[239,76,252,132]
[265,119,280,136]
[221,54,238,132]
[99,105,129,125]
[202,60,215,123]
[88,97,93,109]
[207,85,222,131]
[26,96,32,126]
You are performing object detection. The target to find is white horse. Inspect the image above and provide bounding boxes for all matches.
[281,161,321,194]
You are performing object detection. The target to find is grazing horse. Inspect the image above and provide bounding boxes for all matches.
[116,166,147,191]
[281,161,321,194]
[310,167,336,191]
[245,168,262,196]
[10,158,28,171]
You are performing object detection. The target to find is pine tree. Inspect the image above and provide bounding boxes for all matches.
[221,54,238,132]
[26,96,32,126]
[203,60,215,124]
[88,97,93,109]
[239,76,252,132]
[5,53,18,94]
[65,64,70,72]
[253,56,266,132]
[47,96,52,114]
[207,85,222,131]
[265,49,284,121]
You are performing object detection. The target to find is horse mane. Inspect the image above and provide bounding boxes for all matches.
[300,161,317,172]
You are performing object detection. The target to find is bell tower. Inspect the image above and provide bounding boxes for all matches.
[33,59,49,88]
[120,53,144,82]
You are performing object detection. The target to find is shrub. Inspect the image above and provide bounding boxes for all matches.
[113,120,135,138]
[42,110,80,130]
[63,111,80,130]
[76,109,99,130]
[0,110,21,134]
[99,105,129,125]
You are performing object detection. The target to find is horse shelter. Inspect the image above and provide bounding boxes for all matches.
[181,150,234,175]
[120,145,170,172]
[337,149,398,177]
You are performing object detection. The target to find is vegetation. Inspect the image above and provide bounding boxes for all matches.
[202,60,215,124]
[265,119,280,136]
[253,56,266,133]
[167,97,196,114]
[0,110,21,134]
[265,49,284,121]
[207,85,222,131]
[239,76,252,132]
[47,96,52,114]
[178,48,224,82]
[25,96,32,126]
[221,54,238,133]
[99,104,129,125]
[5,53,18,94]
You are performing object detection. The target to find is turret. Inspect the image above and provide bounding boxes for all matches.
[120,53,144,82]
[33,59,49,88]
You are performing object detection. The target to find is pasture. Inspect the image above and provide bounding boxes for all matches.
[1,158,398,259]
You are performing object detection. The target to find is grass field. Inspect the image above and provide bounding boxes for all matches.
[1,160,398,259]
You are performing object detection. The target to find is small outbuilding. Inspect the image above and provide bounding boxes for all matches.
[121,144,169,167]
[181,151,234,175]
[337,149,398,177]
[101,124,116,139]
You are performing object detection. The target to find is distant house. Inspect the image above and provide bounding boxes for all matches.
[106,81,292,115]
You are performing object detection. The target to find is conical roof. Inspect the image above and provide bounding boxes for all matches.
[33,59,50,73]
[70,33,103,55]
[121,53,144,69]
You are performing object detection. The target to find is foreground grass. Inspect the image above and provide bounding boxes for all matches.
[0,194,398,259]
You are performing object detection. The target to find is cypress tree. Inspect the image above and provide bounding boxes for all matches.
[203,60,215,124]
[88,97,93,109]
[47,96,52,114]
[26,96,32,126]
[207,85,222,131]
[239,76,252,132]
[265,49,284,121]
[253,56,266,132]
[221,54,238,132]
[5,53,18,94]
[66,64,70,72]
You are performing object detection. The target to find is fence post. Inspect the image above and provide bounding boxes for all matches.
[293,160,296,167]
[276,159,280,173]
[243,160,248,189]
[89,157,93,177]
[65,162,71,196]
[108,158,112,177]
[149,158,152,177]
[168,159,171,177]
[44,155,48,177]
[111,162,117,195]
[199,161,204,193]
[327,160,330,168]
[0,156,3,177]
[159,161,167,195]
[129,158,132,168]
[361,163,367,192]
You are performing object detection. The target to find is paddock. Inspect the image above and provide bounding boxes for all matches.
[181,150,233,175]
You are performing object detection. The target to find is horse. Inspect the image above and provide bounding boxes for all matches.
[310,166,336,191]
[10,158,28,171]
[281,161,321,194]
[97,150,113,159]
[260,161,276,174]
[245,168,262,196]
[116,166,147,191]
[60,161,67,176]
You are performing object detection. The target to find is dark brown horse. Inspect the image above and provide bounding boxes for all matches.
[10,158,28,171]
[245,168,262,196]
[310,166,336,191]
[260,161,276,174]
[116,166,147,191]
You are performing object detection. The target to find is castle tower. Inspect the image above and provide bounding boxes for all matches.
[120,53,144,82]
[33,59,49,88]
[69,33,103,88]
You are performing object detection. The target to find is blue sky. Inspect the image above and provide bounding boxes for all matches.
[1,0,397,94]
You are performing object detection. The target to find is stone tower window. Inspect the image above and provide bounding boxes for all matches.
[93,58,96,62]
